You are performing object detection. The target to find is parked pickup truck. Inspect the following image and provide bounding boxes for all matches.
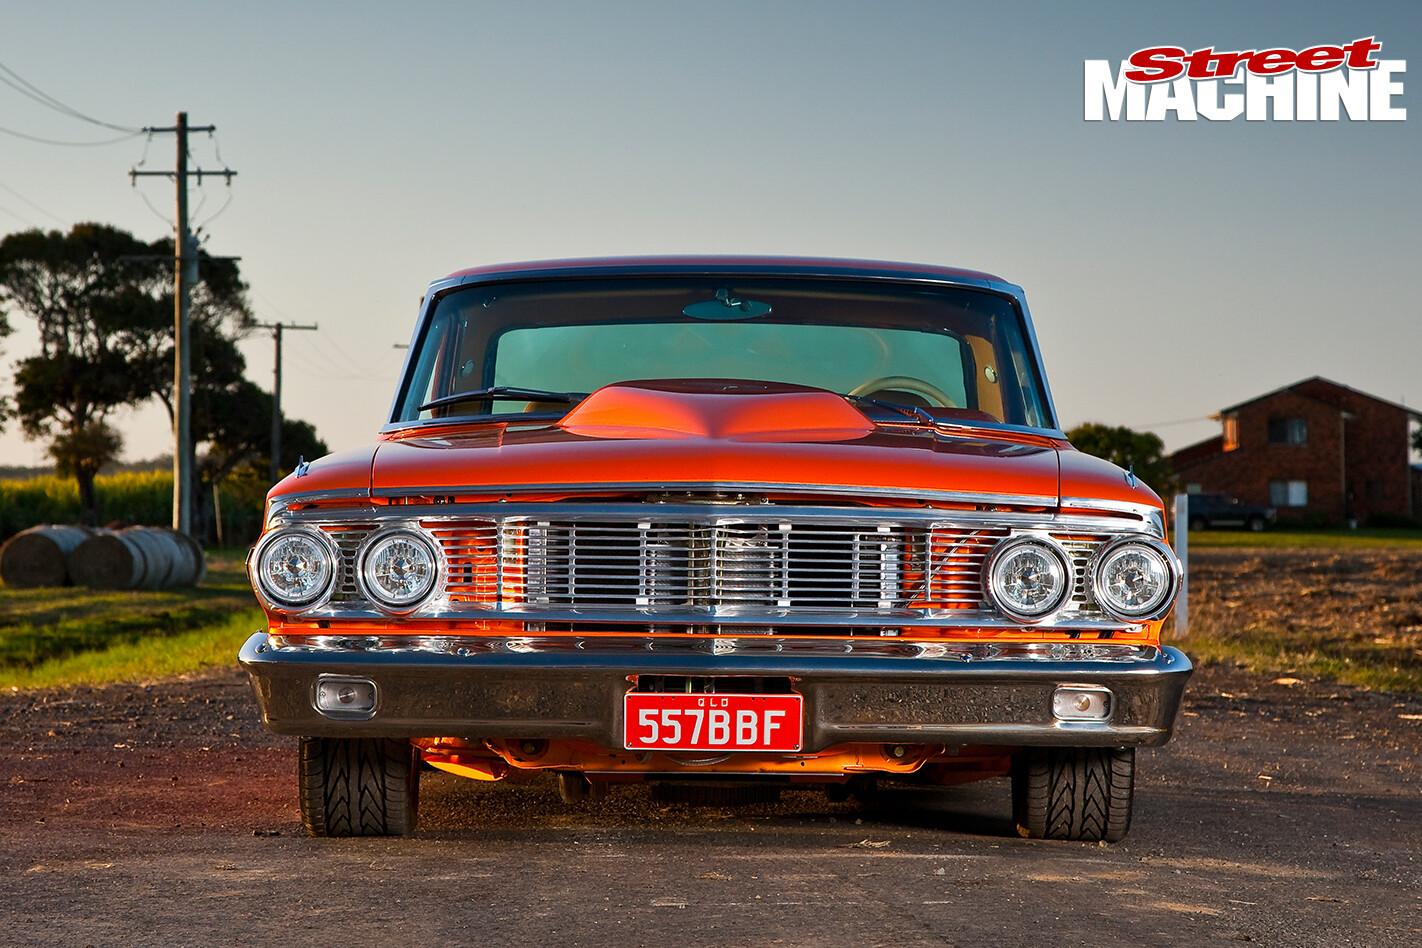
[1188,493,1276,532]
[240,257,1191,841]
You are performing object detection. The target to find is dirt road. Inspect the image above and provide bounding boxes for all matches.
[2,656,1419,947]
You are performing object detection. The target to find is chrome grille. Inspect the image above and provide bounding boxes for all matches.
[522,521,915,611]
[285,502,1148,628]
[318,523,378,605]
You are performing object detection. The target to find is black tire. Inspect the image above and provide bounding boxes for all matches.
[1188,516,1206,532]
[1247,515,1265,532]
[299,737,419,837]
[1011,746,1134,842]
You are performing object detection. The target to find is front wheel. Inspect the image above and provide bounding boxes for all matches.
[1011,746,1134,842]
[299,737,419,837]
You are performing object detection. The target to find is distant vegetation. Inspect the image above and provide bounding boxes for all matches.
[0,469,267,545]
[0,222,326,540]
[1066,422,1177,499]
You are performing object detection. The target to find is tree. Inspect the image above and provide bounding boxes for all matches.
[194,377,328,540]
[0,224,172,523]
[0,222,325,537]
[1066,422,1178,500]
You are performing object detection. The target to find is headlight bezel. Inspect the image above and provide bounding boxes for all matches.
[356,527,442,614]
[1089,536,1181,623]
[251,525,339,612]
[985,535,1074,623]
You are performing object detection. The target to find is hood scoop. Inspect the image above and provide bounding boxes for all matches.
[557,379,875,443]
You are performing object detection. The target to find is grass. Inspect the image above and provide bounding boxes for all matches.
[1176,628,1422,695]
[1185,527,1422,549]
[0,549,263,690]
[1172,542,1422,695]
[0,609,263,690]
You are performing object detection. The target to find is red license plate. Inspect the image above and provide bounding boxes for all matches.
[623,693,803,752]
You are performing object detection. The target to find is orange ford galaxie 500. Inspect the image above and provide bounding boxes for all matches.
[240,257,1190,841]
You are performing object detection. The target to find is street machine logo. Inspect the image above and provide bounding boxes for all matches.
[1085,38,1406,121]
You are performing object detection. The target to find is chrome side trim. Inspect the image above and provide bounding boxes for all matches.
[263,633,1160,663]
[1060,496,1166,537]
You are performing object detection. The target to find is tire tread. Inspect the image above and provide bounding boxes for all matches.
[299,737,418,837]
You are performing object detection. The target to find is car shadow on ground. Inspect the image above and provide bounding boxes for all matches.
[412,770,1017,842]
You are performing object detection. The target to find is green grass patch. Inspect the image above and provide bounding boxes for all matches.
[1186,528,1422,549]
[0,549,262,688]
[1178,629,1422,694]
[0,609,263,690]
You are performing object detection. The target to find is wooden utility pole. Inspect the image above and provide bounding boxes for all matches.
[253,321,318,483]
[131,111,235,535]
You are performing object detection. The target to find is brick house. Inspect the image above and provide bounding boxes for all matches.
[1170,377,1421,525]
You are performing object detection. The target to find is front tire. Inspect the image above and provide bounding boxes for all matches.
[299,737,419,837]
[1011,747,1134,842]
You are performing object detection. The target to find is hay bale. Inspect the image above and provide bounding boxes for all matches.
[0,525,95,588]
[68,526,206,591]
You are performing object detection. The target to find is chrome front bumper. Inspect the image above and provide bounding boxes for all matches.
[238,632,1192,751]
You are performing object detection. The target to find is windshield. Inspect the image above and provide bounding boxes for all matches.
[392,276,1053,429]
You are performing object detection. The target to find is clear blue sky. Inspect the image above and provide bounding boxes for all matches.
[0,1,1417,467]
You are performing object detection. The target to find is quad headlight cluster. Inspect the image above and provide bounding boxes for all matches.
[251,525,441,615]
[985,533,1179,625]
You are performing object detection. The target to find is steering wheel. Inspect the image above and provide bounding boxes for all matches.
[848,375,958,408]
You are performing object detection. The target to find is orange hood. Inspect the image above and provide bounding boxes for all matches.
[368,380,1064,504]
[275,381,1162,511]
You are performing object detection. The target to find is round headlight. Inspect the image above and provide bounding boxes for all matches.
[986,538,1071,622]
[1092,538,1178,621]
[359,530,439,611]
[254,528,335,609]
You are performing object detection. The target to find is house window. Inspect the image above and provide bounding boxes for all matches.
[1269,480,1308,507]
[1267,417,1308,444]
[1222,414,1239,451]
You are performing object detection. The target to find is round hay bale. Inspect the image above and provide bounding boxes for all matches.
[68,527,206,590]
[0,525,94,588]
[68,531,146,590]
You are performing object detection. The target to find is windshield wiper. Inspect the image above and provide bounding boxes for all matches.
[842,393,937,427]
[418,386,585,413]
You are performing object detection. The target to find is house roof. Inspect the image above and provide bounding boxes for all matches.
[1219,376,1422,419]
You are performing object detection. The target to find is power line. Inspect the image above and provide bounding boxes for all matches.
[0,57,142,132]
[0,123,141,147]
[0,179,65,225]
[0,200,40,228]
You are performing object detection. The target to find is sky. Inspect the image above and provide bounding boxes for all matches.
[0,1,1417,470]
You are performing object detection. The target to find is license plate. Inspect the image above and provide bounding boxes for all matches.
[623,693,803,752]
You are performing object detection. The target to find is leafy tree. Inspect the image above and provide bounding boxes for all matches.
[0,224,171,523]
[1066,422,1178,500]
[0,223,326,537]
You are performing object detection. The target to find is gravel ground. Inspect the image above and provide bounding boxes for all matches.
[1,654,1419,947]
